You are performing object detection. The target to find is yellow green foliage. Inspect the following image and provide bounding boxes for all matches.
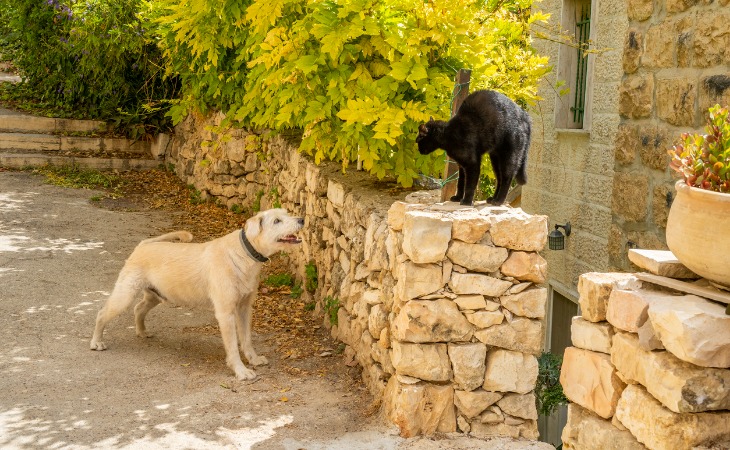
[146,0,550,187]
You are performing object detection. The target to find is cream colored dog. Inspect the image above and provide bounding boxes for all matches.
[90,208,304,380]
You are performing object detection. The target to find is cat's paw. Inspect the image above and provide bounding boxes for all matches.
[460,199,474,206]
[449,195,462,202]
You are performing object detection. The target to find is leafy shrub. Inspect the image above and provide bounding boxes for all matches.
[305,262,318,293]
[148,0,549,186]
[535,352,568,416]
[2,0,178,137]
[669,104,730,193]
[263,272,294,287]
[323,296,339,326]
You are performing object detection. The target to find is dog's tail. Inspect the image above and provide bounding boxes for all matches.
[139,231,193,245]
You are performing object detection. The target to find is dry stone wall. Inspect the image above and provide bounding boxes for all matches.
[168,112,551,440]
[561,272,730,449]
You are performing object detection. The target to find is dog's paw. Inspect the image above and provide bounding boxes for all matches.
[249,355,268,366]
[136,330,154,338]
[90,341,107,351]
[235,367,257,381]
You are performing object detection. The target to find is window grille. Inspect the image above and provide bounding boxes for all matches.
[571,5,590,125]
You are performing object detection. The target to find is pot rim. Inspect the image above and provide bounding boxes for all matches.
[674,180,730,203]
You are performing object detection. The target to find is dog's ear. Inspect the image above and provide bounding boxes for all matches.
[245,214,263,238]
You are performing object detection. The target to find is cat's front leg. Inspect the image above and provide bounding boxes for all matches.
[460,164,481,206]
[449,166,466,202]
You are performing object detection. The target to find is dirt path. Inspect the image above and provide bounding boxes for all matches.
[0,170,553,450]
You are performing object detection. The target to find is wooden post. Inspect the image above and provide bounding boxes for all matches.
[440,69,471,202]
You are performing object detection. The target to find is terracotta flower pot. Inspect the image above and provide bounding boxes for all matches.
[666,180,730,289]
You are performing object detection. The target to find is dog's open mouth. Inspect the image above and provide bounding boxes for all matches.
[278,234,302,244]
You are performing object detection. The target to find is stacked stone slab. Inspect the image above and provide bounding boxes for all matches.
[167,113,551,440]
[383,203,548,438]
[561,272,730,450]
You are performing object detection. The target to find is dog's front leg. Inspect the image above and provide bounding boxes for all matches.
[214,303,257,380]
[236,294,268,366]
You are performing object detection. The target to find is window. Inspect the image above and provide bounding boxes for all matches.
[555,0,593,130]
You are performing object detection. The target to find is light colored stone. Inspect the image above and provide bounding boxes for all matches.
[326,180,345,208]
[571,316,614,354]
[368,304,388,339]
[499,288,547,319]
[396,261,443,300]
[474,317,543,355]
[484,300,500,311]
[451,213,491,243]
[636,318,664,350]
[488,210,547,251]
[448,343,488,391]
[387,201,407,231]
[578,272,641,322]
[384,377,456,437]
[483,349,538,394]
[449,273,512,297]
[507,282,532,295]
[402,211,452,264]
[496,393,537,420]
[611,332,730,413]
[560,347,626,419]
[446,241,508,273]
[500,252,547,284]
[470,420,538,440]
[615,384,730,450]
[480,409,504,424]
[606,288,672,333]
[454,295,487,310]
[648,294,730,368]
[392,341,453,382]
[562,403,647,450]
[464,311,504,329]
[442,259,452,285]
[627,249,698,279]
[619,74,654,119]
[392,299,473,343]
[454,390,502,418]
[457,415,470,433]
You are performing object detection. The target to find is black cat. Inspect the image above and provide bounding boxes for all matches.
[416,89,531,206]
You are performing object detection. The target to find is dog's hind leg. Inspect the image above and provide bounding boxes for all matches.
[90,271,142,351]
[134,289,162,338]
[235,293,268,367]
[213,297,256,380]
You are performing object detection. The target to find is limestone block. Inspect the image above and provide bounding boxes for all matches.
[627,0,653,20]
[612,172,649,223]
[627,249,698,279]
[636,318,664,350]
[611,333,730,413]
[496,393,537,421]
[499,287,547,319]
[623,29,643,74]
[656,78,697,127]
[387,201,407,231]
[488,210,547,251]
[507,282,532,295]
[499,251,547,284]
[483,349,538,394]
[571,316,614,354]
[578,272,641,322]
[401,211,452,264]
[470,420,538,440]
[391,341,453,382]
[642,22,675,69]
[648,295,730,368]
[454,390,502,418]
[368,304,388,339]
[615,384,730,450]
[384,377,456,437]
[606,288,674,333]
[619,74,654,119]
[449,273,512,297]
[464,311,504,329]
[448,343,488,391]
[560,347,626,419]
[451,212,491,243]
[474,317,543,355]
[562,403,647,450]
[693,11,730,68]
[391,299,473,343]
[454,294,487,310]
[446,241,508,273]
[326,180,345,208]
[396,261,443,300]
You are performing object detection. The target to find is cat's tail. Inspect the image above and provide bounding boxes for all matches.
[516,161,528,185]
[515,118,531,185]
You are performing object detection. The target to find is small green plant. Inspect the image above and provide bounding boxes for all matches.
[669,104,730,193]
[305,262,318,293]
[323,296,340,326]
[290,282,303,299]
[535,352,568,417]
[263,272,294,288]
[230,204,245,215]
[187,185,205,204]
[34,165,119,191]
[304,301,315,312]
[269,187,281,209]
[90,195,102,202]
[252,190,265,213]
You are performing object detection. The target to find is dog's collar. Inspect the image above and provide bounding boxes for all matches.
[239,230,269,263]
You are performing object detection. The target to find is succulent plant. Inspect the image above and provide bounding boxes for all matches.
[668,104,730,193]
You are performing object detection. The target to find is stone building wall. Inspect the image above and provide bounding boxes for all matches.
[560,272,730,449]
[611,0,730,271]
[166,112,550,439]
[522,0,628,296]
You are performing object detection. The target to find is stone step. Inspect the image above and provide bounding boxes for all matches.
[0,131,161,155]
[0,108,107,134]
[0,152,161,171]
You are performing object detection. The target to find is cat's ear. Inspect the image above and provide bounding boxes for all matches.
[429,116,434,122]
[418,123,429,135]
